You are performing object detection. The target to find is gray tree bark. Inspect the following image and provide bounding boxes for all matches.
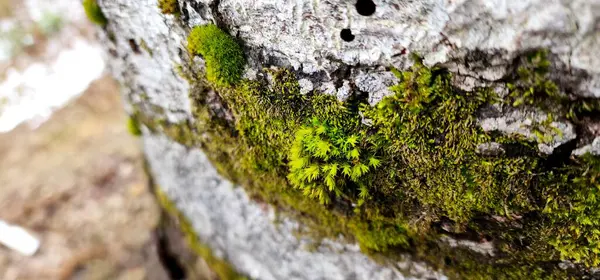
[96,0,600,279]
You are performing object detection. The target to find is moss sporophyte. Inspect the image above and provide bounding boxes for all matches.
[131,27,600,279]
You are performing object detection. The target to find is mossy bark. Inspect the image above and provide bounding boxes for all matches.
[154,188,248,280]
[130,45,600,279]
[97,0,600,278]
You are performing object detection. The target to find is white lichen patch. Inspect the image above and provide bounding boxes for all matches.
[479,107,576,154]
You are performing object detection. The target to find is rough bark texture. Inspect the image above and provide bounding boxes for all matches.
[95,0,600,279]
[145,134,443,279]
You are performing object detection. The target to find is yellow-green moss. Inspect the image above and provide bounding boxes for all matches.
[137,42,600,278]
[542,154,600,266]
[155,188,247,280]
[361,59,538,224]
[416,245,576,280]
[508,50,600,122]
[158,0,179,15]
[287,117,380,204]
[127,116,142,136]
[82,0,107,26]
[187,24,245,86]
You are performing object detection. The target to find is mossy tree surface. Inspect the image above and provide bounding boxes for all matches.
[507,51,600,121]
[361,62,538,225]
[136,25,600,279]
[82,0,108,26]
[542,155,600,266]
[155,188,247,280]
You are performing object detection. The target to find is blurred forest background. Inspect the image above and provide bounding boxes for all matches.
[0,0,171,279]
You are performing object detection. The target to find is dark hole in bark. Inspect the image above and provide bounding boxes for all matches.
[156,221,187,280]
[340,29,355,42]
[543,138,578,169]
[128,39,141,54]
[355,0,376,16]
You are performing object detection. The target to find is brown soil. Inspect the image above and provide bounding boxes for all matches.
[0,76,170,280]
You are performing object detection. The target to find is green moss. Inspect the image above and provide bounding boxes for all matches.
[176,68,414,253]
[542,154,600,266]
[420,247,576,280]
[138,41,600,277]
[82,0,107,26]
[187,24,245,86]
[507,50,600,122]
[288,117,380,204]
[348,216,410,252]
[155,188,247,280]
[127,116,142,136]
[501,51,600,266]
[361,59,538,224]
[158,0,179,15]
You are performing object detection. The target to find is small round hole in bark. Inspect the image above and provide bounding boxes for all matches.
[340,29,355,42]
[355,0,376,16]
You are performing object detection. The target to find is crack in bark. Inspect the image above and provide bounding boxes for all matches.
[209,0,228,33]
[154,215,188,280]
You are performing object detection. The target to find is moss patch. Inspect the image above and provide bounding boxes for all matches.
[127,116,142,136]
[187,24,245,87]
[507,50,600,122]
[287,117,381,204]
[158,0,179,15]
[361,60,538,225]
[542,154,600,266]
[131,42,600,279]
[82,0,107,26]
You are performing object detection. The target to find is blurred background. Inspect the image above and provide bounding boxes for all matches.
[0,0,169,279]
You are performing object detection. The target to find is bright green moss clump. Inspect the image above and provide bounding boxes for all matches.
[288,118,380,204]
[212,70,413,253]
[187,24,245,86]
[82,0,107,26]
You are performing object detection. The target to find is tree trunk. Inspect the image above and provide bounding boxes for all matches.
[94,0,600,278]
